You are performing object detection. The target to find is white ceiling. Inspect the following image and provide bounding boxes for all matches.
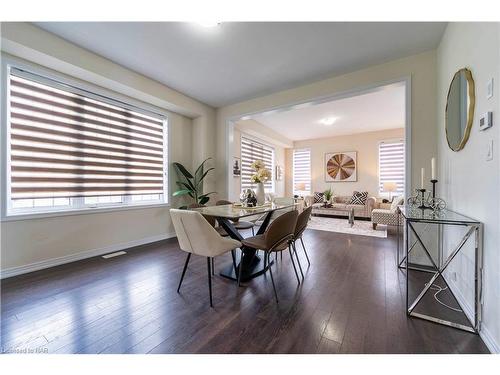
[34,22,446,107]
[250,83,405,141]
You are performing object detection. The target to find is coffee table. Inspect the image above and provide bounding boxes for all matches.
[313,204,355,227]
[347,208,355,227]
[335,206,355,227]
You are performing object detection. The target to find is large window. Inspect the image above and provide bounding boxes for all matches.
[379,140,405,195]
[6,67,168,216]
[240,136,274,193]
[293,148,311,195]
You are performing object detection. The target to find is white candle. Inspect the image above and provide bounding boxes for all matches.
[421,168,425,189]
[431,157,436,180]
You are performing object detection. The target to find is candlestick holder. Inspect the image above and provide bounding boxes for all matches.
[417,189,432,210]
[430,179,438,200]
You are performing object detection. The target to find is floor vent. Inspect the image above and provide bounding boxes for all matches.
[102,251,127,259]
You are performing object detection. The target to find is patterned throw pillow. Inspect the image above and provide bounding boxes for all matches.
[348,191,368,205]
[313,192,324,203]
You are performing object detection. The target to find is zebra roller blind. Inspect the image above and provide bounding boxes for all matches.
[378,140,405,194]
[240,136,274,192]
[293,148,311,195]
[9,69,166,201]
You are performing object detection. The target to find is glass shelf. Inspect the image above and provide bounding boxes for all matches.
[399,205,480,225]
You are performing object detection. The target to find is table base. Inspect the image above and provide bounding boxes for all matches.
[219,252,274,282]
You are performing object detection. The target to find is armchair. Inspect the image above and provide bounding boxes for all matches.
[371,196,405,229]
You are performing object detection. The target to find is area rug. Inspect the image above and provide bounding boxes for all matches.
[307,216,387,238]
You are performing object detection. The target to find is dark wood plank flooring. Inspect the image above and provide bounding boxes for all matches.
[0,227,490,354]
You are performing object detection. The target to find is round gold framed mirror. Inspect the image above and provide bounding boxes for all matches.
[445,68,475,151]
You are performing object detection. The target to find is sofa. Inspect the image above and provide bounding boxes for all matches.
[371,196,405,229]
[305,194,376,219]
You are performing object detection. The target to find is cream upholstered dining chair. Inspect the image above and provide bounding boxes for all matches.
[170,209,241,307]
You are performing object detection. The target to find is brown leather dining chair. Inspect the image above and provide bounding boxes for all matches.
[241,210,299,303]
[216,200,255,235]
[291,206,312,267]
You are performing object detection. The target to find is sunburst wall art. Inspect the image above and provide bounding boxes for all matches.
[325,151,357,182]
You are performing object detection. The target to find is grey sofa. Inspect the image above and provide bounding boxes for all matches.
[305,195,376,219]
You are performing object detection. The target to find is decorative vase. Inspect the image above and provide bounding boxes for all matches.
[255,182,265,205]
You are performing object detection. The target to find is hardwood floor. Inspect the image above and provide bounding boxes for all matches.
[0,228,489,354]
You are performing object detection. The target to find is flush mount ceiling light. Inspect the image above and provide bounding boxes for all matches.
[319,117,338,126]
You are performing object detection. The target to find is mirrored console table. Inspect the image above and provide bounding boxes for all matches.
[397,206,483,333]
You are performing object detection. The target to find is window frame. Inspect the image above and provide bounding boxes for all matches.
[239,133,275,194]
[1,57,170,222]
[292,148,312,196]
[378,138,405,196]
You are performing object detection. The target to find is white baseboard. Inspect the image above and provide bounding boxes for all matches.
[448,278,499,354]
[0,232,176,279]
[480,324,500,354]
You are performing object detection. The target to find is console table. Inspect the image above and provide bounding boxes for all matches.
[397,206,483,333]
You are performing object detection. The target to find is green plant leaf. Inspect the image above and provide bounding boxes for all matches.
[196,167,215,187]
[173,189,191,197]
[194,157,212,179]
[176,181,194,192]
[199,196,210,205]
[173,165,196,191]
[173,162,193,179]
[194,158,212,187]
[198,192,216,201]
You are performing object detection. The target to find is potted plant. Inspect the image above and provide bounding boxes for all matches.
[250,160,271,205]
[323,188,333,205]
[172,158,216,209]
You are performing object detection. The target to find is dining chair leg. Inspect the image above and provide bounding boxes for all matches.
[206,257,213,307]
[237,254,244,287]
[211,257,215,275]
[275,252,278,262]
[300,237,311,266]
[267,252,279,303]
[288,245,301,286]
[292,242,304,280]
[231,250,238,275]
[177,253,191,293]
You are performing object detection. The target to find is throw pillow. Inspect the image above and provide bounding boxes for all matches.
[390,195,404,211]
[349,191,368,205]
[313,192,324,203]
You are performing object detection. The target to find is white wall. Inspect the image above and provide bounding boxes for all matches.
[437,22,500,353]
[0,23,216,276]
[285,128,404,198]
[216,50,437,201]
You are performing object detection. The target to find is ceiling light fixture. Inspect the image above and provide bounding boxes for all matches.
[319,117,337,126]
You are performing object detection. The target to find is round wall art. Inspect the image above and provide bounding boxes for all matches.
[325,151,357,182]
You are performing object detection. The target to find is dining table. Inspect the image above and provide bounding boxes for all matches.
[189,202,297,282]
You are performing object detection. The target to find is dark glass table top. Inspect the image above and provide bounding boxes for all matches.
[399,205,480,225]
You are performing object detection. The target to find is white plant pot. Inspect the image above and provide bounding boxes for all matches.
[255,183,265,205]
